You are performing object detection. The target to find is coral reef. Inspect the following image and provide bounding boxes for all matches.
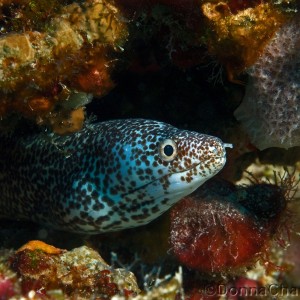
[0,0,297,135]
[0,0,127,133]
[0,241,186,299]
[170,179,288,273]
[0,249,19,299]
[3,241,140,299]
[234,15,300,149]
[200,1,289,81]
[115,0,297,83]
[112,268,183,300]
[282,229,300,286]
[0,0,299,298]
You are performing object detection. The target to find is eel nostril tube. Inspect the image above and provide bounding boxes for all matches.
[224,143,233,149]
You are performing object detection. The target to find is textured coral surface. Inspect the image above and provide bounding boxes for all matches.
[0,241,186,299]
[201,1,286,81]
[9,242,140,299]
[235,15,300,149]
[0,0,127,132]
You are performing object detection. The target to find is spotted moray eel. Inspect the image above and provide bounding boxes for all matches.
[0,119,231,234]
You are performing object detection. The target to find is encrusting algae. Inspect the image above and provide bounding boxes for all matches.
[0,0,128,133]
[200,1,292,82]
[3,241,139,299]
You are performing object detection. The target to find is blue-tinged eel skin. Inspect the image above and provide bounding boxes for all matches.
[0,119,231,234]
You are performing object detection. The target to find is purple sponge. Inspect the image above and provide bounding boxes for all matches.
[234,16,300,149]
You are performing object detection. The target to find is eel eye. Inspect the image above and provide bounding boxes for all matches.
[159,139,178,161]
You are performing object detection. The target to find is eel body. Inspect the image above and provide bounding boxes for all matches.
[0,119,230,233]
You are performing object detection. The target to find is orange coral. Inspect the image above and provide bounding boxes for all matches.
[0,0,128,132]
[10,244,139,299]
[26,98,53,113]
[74,49,115,97]
[17,240,63,255]
[201,1,288,81]
[49,107,86,135]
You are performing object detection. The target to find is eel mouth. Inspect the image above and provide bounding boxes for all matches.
[121,155,226,198]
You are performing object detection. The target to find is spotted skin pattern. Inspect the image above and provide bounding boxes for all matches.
[0,119,228,233]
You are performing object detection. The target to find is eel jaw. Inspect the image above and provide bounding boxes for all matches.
[124,153,227,206]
